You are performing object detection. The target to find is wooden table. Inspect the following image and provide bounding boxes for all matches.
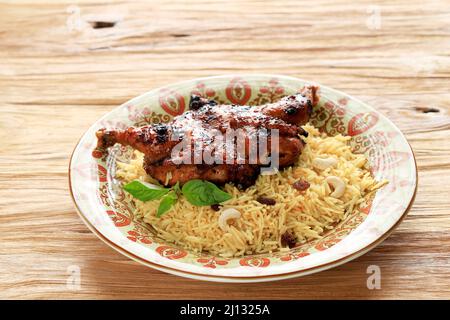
[1,0,449,299]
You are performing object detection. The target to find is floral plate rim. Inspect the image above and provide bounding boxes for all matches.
[69,74,418,282]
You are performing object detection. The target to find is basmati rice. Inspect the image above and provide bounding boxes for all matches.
[116,124,387,257]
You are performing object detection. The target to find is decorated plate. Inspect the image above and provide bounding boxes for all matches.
[69,74,417,282]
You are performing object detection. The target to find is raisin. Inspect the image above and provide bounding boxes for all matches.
[299,127,309,137]
[256,196,276,206]
[281,231,297,248]
[211,204,221,211]
[293,180,310,191]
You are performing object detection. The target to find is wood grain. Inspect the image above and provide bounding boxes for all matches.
[1,0,449,299]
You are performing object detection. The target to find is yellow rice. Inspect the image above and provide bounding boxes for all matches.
[116,124,387,257]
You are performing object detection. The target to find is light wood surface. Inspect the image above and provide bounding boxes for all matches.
[1,0,449,299]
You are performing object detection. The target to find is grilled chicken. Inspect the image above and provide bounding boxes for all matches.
[95,85,319,188]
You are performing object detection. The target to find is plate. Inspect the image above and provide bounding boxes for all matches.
[69,74,417,282]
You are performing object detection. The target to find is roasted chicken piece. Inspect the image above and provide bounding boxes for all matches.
[95,85,319,188]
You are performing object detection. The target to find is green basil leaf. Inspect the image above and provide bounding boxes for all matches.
[182,180,232,206]
[206,181,233,203]
[157,191,178,217]
[123,180,170,202]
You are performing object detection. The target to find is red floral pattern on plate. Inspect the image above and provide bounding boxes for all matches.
[239,257,271,267]
[97,164,107,182]
[310,101,346,135]
[197,257,229,268]
[190,82,225,104]
[159,88,186,116]
[225,77,252,105]
[279,252,310,262]
[106,210,131,227]
[127,230,152,244]
[156,245,188,260]
[372,150,411,173]
[250,78,285,105]
[315,238,342,251]
[348,112,379,136]
[127,104,172,126]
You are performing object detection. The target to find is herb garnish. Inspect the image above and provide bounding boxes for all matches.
[123,179,231,217]
[123,181,169,201]
[157,191,178,217]
[181,180,232,206]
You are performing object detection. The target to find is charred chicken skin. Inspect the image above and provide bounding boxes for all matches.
[95,85,319,188]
